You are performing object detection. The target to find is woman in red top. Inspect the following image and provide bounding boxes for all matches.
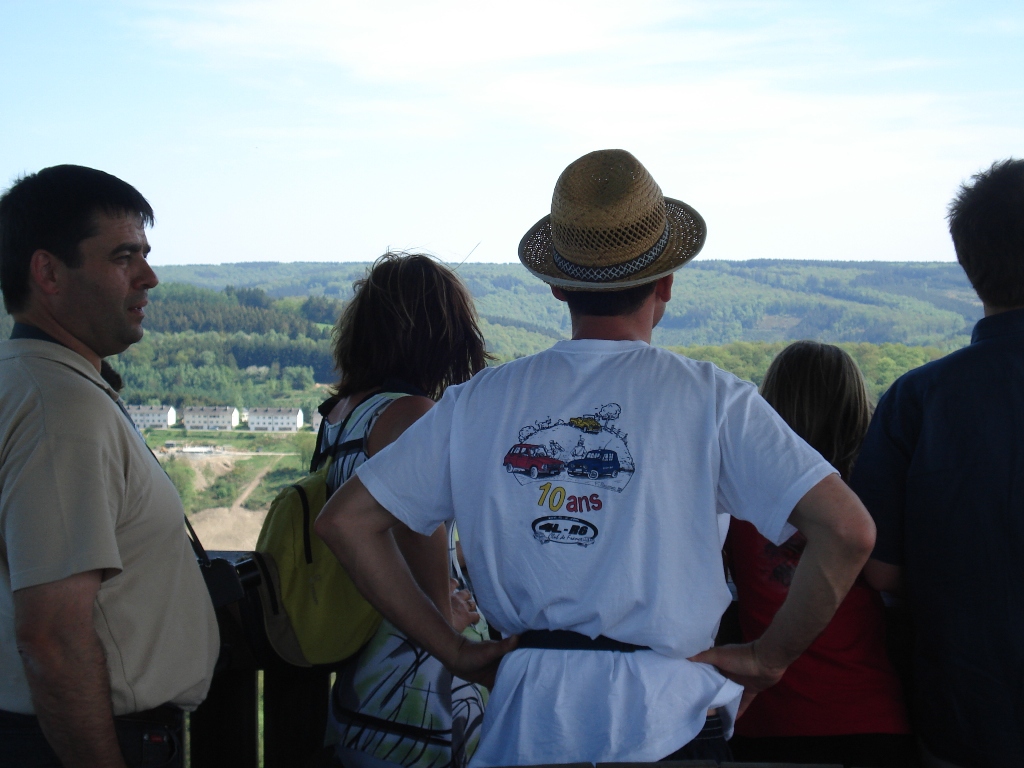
[726,341,914,768]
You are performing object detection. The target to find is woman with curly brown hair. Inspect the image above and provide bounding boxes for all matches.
[316,252,490,768]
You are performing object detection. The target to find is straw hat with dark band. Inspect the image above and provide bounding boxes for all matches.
[518,149,707,290]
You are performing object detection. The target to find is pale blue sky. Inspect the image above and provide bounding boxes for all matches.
[1,1,1021,265]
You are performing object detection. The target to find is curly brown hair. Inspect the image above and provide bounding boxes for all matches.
[332,252,490,400]
[759,341,872,481]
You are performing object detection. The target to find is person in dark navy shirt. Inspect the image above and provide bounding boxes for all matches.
[851,158,1024,768]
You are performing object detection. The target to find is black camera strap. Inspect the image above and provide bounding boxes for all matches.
[183,513,211,566]
[112,396,213,569]
[113,399,249,610]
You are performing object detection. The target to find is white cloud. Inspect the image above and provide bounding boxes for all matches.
[143,0,702,73]
[126,0,1022,263]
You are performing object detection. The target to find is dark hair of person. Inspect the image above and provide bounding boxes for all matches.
[947,158,1024,308]
[332,252,490,400]
[759,341,872,481]
[0,165,154,313]
[561,280,657,317]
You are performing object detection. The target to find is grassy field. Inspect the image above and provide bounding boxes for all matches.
[145,427,317,455]
[147,428,316,514]
[243,453,307,510]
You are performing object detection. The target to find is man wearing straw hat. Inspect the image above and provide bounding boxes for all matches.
[317,149,876,765]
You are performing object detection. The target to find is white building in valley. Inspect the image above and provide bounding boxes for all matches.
[310,410,323,433]
[126,405,176,430]
[248,407,303,432]
[183,406,240,431]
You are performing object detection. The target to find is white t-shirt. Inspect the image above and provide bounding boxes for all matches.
[357,339,835,766]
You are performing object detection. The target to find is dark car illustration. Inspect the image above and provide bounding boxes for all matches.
[503,443,564,479]
[567,449,621,480]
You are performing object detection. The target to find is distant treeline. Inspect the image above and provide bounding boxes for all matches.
[0,260,978,410]
[143,283,342,338]
[671,341,945,403]
[112,327,943,412]
[154,260,981,349]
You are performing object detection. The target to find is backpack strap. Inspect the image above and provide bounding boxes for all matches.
[291,484,314,564]
[310,394,342,472]
[313,383,424,473]
[310,391,379,472]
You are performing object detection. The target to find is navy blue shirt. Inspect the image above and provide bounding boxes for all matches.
[851,308,1024,767]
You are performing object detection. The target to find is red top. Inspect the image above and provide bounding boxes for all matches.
[725,519,910,737]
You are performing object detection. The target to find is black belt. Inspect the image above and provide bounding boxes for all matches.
[517,629,650,652]
[0,704,181,728]
[331,687,452,747]
[0,704,183,768]
[114,703,183,727]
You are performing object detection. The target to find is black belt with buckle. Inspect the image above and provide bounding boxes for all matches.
[114,704,183,767]
[0,703,183,768]
[517,629,651,652]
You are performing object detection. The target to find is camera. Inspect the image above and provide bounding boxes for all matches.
[198,555,262,609]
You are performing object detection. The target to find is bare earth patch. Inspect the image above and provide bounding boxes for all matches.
[182,456,235,493]
[187,457,279,551]
[189,506,269,551]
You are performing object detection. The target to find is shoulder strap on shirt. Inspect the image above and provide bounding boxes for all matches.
[310,390,381,472]
[310,380,426,472]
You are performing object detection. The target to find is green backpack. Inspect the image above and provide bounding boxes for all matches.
[254,392,405,667]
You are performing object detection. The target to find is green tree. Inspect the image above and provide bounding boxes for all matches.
[163,458,196,512]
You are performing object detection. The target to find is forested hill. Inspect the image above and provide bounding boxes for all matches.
[0,260,977,410]
[154,260,979,351]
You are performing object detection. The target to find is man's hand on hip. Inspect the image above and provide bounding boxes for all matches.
[695,475,875,717]
[444,634,520,690]
[689,641,787,717]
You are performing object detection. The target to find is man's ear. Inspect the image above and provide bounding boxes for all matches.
[28,250,62,297]
[550,285,568,303]
[654,274,673,303]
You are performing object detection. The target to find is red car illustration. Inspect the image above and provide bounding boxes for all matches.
[503,443,565,479]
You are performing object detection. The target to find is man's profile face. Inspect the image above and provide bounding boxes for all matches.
[55,211,158,358]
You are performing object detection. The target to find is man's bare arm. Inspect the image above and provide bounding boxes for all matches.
[393,524,454,625]
[365,394,454,624]
[692,474,876,694]
[314,476,517,687]
[14,570,127,768]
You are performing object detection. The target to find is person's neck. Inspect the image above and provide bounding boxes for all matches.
[569,312,655,343]
[12,308,102,372]
[978,303,1024,319]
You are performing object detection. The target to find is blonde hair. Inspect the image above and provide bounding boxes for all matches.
[759,341,872,481]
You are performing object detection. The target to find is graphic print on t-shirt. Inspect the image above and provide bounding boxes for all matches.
[501,402,635,494]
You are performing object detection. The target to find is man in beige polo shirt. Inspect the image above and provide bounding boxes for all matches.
[0,165,219,768]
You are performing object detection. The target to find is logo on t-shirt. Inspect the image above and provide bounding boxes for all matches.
[500,402,635,494]
[531,515,599,547]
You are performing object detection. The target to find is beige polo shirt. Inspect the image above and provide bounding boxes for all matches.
[0,339,219,715]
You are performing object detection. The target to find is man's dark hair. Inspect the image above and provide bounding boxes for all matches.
[0,165,154,313]
[562,281,657,317]
[947,158,1024,308]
